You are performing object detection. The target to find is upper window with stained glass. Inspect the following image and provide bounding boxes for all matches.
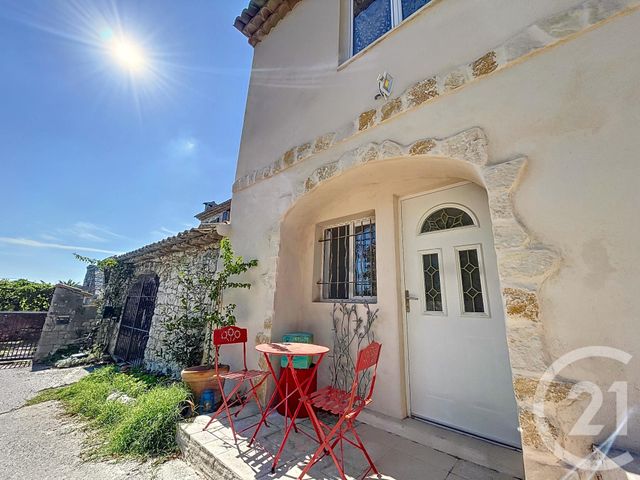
[421,207,476,233]
[351,0,432,56]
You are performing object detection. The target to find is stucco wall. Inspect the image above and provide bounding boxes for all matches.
[236,0,588,179]
[229,1,640,478]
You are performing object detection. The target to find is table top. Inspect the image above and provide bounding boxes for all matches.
[255,342,329,356]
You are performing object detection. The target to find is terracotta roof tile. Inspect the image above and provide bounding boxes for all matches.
[234,0,302,46]
[118,226,222,262]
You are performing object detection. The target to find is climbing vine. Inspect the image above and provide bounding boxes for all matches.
[160,238,258,369]
[329,302,378,397]
[74,254,134,312]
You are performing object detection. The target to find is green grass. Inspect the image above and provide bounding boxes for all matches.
[28,366,191,458]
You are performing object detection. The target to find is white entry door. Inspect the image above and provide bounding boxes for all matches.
[401,182,520,447]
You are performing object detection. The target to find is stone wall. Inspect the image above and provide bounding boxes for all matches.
[82,265,104,298]
[105,245,220,376]
[34,284,99,362]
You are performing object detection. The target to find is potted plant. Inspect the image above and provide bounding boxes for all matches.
[161,239,257,405]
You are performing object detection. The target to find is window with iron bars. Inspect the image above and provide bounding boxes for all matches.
[319,217,377,301]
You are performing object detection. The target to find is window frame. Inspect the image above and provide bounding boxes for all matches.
[319,215,377,303]
[349,0,433,58]
[454,243,490,318]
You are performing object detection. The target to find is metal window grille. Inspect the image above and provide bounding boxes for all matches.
[319,218,377,300]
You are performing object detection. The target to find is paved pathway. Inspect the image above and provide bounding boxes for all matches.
[0,363,201,480]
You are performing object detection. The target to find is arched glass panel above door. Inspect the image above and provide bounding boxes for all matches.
[420,207,476,233]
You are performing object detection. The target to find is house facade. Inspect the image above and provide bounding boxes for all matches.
[227,1,640,478]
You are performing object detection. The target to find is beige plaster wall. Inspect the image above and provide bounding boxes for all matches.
[228,1,640,477]
[236,0,588,179]
[275,163,469,417]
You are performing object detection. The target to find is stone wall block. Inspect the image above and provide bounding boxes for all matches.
[487,190,514,220]
[313,132,335,153]
[505,319,550,374]
[492,219,529,249]
[358,109,377,131]
[440,67,469,92]
[514,376,594,474]
[440,127,489,166]
[482,157,527,191]
[282,148,295,167]
[536,7,586,38]
[379,140,403,159]
[471,51,498,78]
[584,0,630,25]
[503,287,540,322]
[501,26,552,63]
[403,77,438,108]
[380,97,403,121]
[408,139,436,156]
[296,142,313,162]
[519,408,561,450]
[497,248,559,283]
[355,144,380,164]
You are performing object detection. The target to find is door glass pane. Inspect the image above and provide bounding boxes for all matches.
[422,253,442,311]
[421,207,475,233]
[401,0,430,19]
[353,0,392,55]
[458,249,485,313]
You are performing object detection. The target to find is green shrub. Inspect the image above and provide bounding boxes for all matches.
[28,366,190,458]
[0,278,55,311]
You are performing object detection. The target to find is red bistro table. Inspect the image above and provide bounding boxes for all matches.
[250,342,329,473]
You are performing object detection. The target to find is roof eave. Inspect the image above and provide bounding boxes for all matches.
[234,0,302,47]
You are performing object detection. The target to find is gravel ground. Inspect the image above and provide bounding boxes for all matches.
[0,363,89,414]
[0,364,201,480]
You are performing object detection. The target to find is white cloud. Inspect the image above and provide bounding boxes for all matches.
[150,226,180,238]
[0,237,121,255]
[39,233,61,241]
[168,136,199,158]
[55,222,125,243]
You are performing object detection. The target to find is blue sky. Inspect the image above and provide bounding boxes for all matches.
[0,0,252,284]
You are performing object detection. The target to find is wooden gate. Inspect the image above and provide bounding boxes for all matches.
[113,275,158,367]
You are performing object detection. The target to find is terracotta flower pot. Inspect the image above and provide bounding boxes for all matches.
[181,364,230,406]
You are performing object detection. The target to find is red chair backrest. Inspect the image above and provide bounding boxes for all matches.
[350,342,382,405]
[213,326,248,346]
[356,341,381,372]
[213,326,249,371]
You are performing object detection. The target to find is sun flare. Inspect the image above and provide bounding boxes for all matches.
[109,36,147,73]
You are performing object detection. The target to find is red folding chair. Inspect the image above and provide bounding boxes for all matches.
[202,326,269,442]
[299,342,382,480]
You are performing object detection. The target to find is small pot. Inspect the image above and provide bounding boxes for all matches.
[181,364,230,406]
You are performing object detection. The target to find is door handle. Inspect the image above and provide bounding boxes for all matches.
[405,290,418,313]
